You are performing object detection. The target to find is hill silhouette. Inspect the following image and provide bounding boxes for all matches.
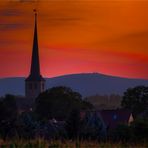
[0,73,148,97]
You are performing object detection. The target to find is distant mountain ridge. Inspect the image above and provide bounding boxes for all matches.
[0,73,148,97]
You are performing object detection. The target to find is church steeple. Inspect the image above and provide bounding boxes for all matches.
[25,10,45,99]
[30,9,40,78]
[26,10,44,81]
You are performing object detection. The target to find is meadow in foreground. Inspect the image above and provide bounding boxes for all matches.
[0,139,148,148]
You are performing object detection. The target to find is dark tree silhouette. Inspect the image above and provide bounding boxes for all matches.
[34,86,93,121]
[65,109,81,139]
[121,86,148,117]
[0,94,18,121]
[0,94,18,139]
[130,118,148,141]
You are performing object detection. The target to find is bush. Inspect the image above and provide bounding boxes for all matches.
[80,112,106,140]
[65,109,81,139]
[110,124,132,142]
[0,95,18,140]
[130,119,148,142]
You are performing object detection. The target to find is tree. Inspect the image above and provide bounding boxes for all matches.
[65,109,81,139]
[130,118,148,142]
[34,86,93,121]
[16,112,38,139]
[121,86,148,117]
[3,94,18,120]
[110,124,132,142]
[80,112,106,140]
[0,94,18,139]
[0,95,18,121]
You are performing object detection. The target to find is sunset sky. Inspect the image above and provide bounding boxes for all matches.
[0,0,148,79]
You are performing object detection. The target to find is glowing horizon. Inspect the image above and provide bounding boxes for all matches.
[0,0,148,79]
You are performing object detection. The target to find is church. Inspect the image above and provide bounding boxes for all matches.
[25,10,45,99]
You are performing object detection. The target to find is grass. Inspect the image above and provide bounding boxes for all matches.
[0,139,147,148]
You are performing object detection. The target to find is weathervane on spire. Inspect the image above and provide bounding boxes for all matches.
[33,9,37,16]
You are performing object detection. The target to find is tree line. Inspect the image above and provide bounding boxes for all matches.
[0,86,147,142]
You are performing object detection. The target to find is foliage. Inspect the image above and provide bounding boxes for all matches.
[0,94,18,140]
[130,118,148,142]
[0,94,18,121]
[121,86,148,117]
[15,112,67,140]
[65,109,81,139]
[110,124,132,142]
[110,119,148,142]
[80,112,106,140]
[15,112,38,139]
[34,86,93,120]
[35,120,66,140]
[138,108,148,119]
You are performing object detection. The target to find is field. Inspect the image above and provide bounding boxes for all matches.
[0,139,147,148]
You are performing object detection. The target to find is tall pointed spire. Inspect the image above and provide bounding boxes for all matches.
[30,9,40,79]
[27,9,44,81]
[25,10,45,99]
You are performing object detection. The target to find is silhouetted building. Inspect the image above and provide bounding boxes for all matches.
[100,109,134,129]
[25,10,45,99]
[80,109,134,130]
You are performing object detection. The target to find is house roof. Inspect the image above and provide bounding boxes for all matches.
[100,109,133,129]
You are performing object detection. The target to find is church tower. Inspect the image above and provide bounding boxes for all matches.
[25,10,45,99]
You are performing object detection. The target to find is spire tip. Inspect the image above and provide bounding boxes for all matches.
[33,9,37,15]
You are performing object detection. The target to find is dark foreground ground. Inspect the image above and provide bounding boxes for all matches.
[0,139,147,148]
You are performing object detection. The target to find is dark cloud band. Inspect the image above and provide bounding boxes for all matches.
[0,23,29,31]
